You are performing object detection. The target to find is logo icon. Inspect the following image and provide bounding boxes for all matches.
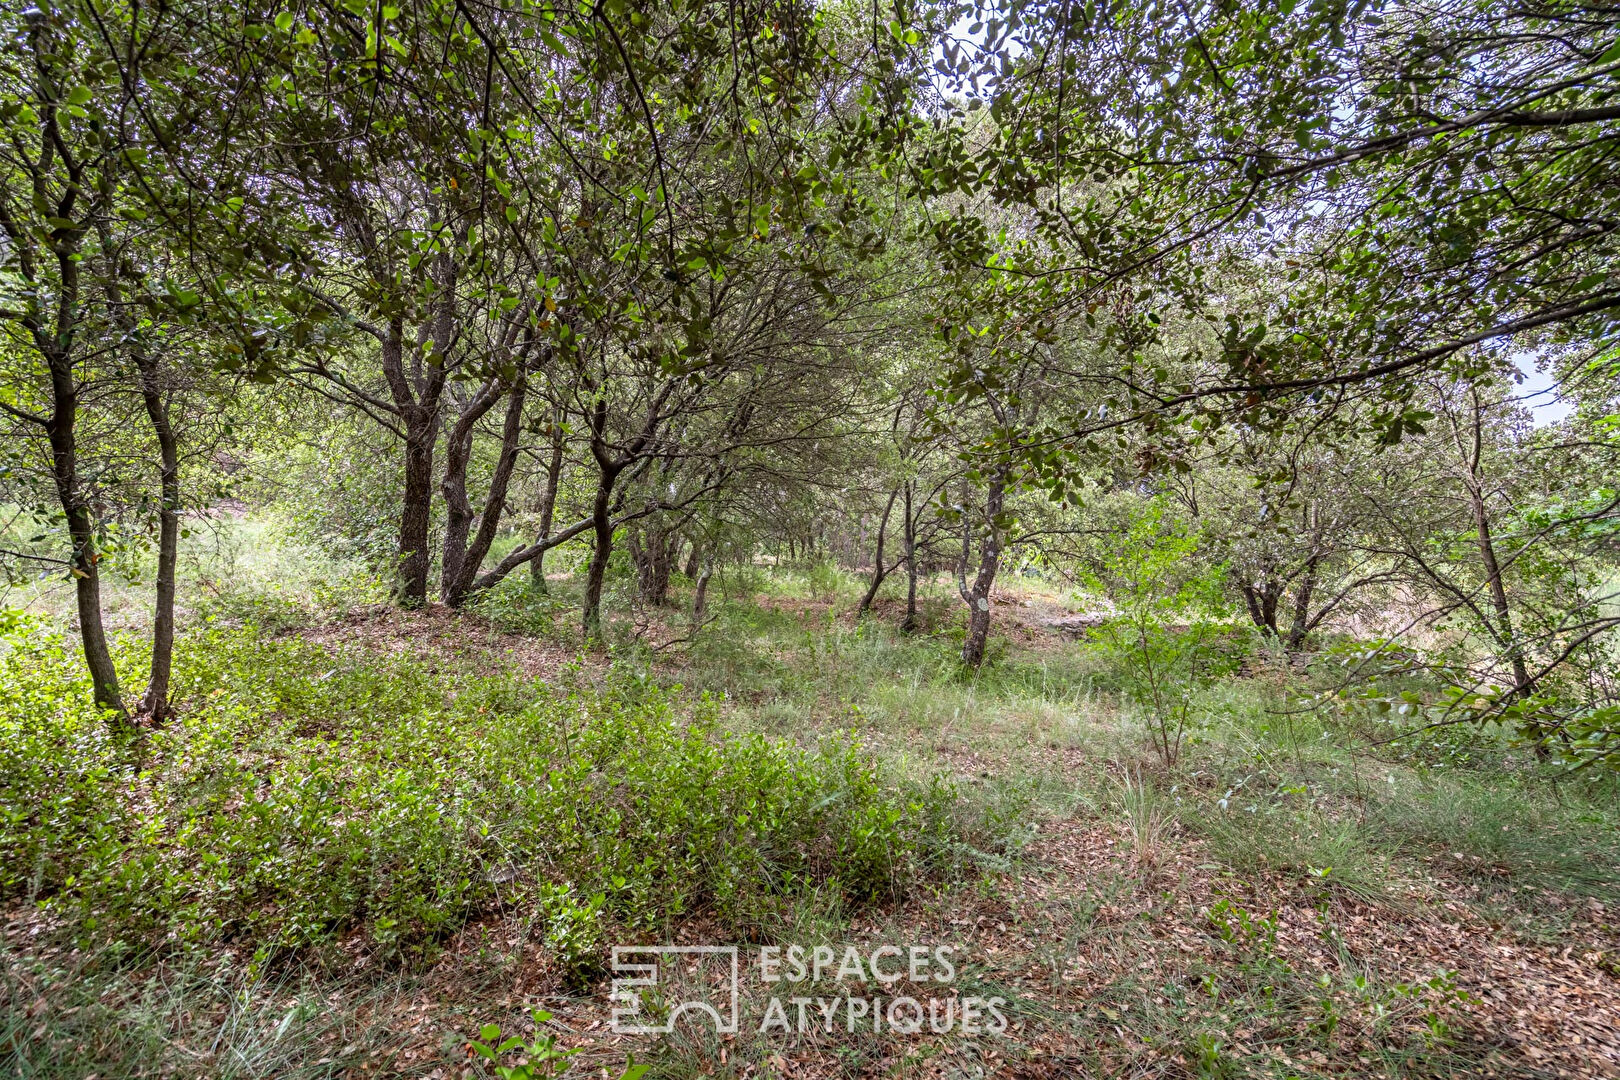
[610,945,740,1034]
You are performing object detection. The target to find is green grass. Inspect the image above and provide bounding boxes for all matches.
[4,540,1616,1078]
[0,621,977,966]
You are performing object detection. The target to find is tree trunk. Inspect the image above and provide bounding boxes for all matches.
[528,420,566,593]
[648,529,672,605]
[901,481,919,632]
[1285,564,1319,651]
[135,355,179,721]
[581,470,618,639]
[376,305,450,608]
[1460,389,1532,698]
[1471,488,1530,693]
[1240,578,1282,637]
[693,565,712,621]
[1457,387,1544,757]
[625,524,675,606]
[626,527,648,596]
[397,398,439,607]
[683,538,703,579]
[440,377,504,602]
[444,376,527,606]
[857,488,898,617]
[100,231,173,721]
[48,353,126,721]
[958,470,1006,668]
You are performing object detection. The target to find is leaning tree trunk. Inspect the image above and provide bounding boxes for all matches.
[439,378,503,604]
[857,488,898,617]
[1470,491,1530,694]
[692,565,712,621]
[48,350,126,721]
[443,377,527,606]
[958,469,1007,668]
[1241,578,1282,637]
[1458,388,1544,757]
[529,420,565,593]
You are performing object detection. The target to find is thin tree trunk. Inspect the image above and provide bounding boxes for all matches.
[439,377,504,602]
[530,417,565,593]
[581,470,618,639]
[958,469,1006,668]
[1471,489,1530,692]
[857,488,898,617]
[901,481,919,632]
[692,565,712,621]
[1457,387,1544,757]
[1462,391,1532,698]
[100,230,173,721]
[48,353,125,720]
[38,234,123,718]
[577,383,673,636]
[445,376,527,606]
[647,528,673,605]
[135,355,179,720]
[1285,567,1318,651]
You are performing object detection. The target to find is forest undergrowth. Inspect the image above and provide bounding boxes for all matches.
[2,533,1617,1080]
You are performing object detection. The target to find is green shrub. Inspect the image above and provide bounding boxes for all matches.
[1084,501,1232,768]
[0,623,964,960]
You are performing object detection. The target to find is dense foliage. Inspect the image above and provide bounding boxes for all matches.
[2,1,1619,1075]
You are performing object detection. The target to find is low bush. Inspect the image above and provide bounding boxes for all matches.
[0,622,963,963]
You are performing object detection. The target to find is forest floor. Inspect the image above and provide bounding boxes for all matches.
[298,589,1619,1080]
[4,543,1619,1079]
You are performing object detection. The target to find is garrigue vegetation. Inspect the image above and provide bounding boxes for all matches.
[2,1,1618,1077]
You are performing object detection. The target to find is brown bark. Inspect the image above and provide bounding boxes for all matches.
[1461,389,1532,700]
[901,481,919,632]
[578,381,677,638]
[443,375,528,606]
[1470,480,1531,694]
[529,415,566,593]
[857,488,898,617]
[1241,578,1282,637]
[627,523,681,605]
[958,469,1007,668]
[1285,562,1319,651]
[581,466,619,639]
[692,565,712,620]
[133,351,179,720]
[100,227,176,721]
[48,346,125,720]
[2,9,124,722]
[439,376,504,601]
[378,313,449,607]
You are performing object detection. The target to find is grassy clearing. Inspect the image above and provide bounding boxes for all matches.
[2,542,1618,1078]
